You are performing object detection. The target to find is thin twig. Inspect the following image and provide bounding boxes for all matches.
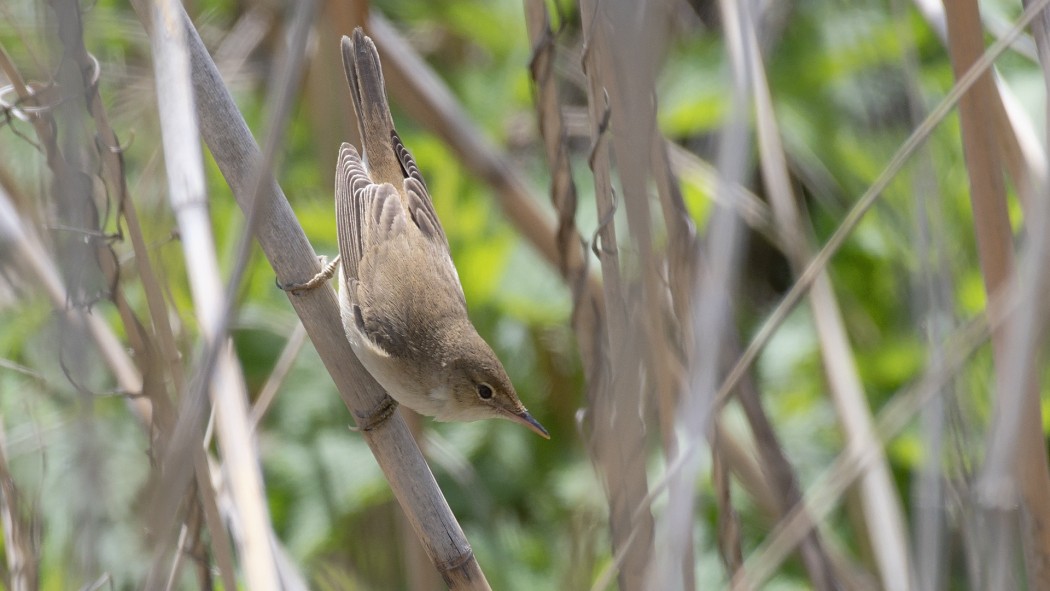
[250,321,308,428]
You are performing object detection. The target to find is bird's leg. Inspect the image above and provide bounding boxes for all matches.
[349,395,400,432]
[277,254,341,294]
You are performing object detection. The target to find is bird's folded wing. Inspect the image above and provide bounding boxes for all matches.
[335,142,373,287]
[393,131,452,254]
[335,141,415,359]
[336,141,409,296]
[393,131,427,188]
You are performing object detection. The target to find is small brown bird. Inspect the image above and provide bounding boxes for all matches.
[294,29,547,438]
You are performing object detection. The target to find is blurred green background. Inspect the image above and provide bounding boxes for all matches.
[0,0,1047,588]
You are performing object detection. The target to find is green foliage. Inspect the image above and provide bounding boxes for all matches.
[2,0,1047,587]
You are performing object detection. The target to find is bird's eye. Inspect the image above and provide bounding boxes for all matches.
[477,383,493,400]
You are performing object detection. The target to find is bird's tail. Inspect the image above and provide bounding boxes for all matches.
[342,28,400,185]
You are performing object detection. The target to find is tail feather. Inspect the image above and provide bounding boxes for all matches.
[341,29,401,186]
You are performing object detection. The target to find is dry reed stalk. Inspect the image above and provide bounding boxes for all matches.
[971,0,1050,584]
[523,2,658,589]
[895,5,955,586]
[559,69,842,585]
[710,0,1050,423]
[712,429,743,577]
[945,0,1050,586]
[619,1,1050,587]
[520,3,606,371]
[743,11,912,590]
[52,1,243,583]
[652,0,751,587]
[0,20,241,586]
[530,2,837,587]
[722,1,1050,584]
[0,424,37,591]
[574,1,660,587]
[911,0,1048,207]
[731,297,1009,588]
[132,2,493,587]
[142,1,281,587]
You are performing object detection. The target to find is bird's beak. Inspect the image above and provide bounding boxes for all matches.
[511,410,550,439]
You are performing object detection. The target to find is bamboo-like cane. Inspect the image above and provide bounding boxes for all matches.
[132,3,492,588]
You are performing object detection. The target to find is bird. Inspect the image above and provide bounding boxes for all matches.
[288,28,548,439]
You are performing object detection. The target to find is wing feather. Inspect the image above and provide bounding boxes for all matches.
[393,132,451,252]
[403,177,449,250]
[335,143,372,286]
[335,142,412,356]
[393,131,427,187]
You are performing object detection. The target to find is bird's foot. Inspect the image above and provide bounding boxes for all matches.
[277,254,340,294]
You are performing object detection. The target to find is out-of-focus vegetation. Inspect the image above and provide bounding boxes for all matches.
[0,0,1048,588]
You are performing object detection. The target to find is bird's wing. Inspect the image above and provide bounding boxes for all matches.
[402,174,463,306]
[337,28,466,355]
[403,176,451,252]
[334,142,377,287]
[338,141,440,360]
[393,131,452,254]
[393,130,427,188]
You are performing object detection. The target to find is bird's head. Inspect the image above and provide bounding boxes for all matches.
[433,329,549,439]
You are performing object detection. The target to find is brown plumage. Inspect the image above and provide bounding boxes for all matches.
[334,29,547,437]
